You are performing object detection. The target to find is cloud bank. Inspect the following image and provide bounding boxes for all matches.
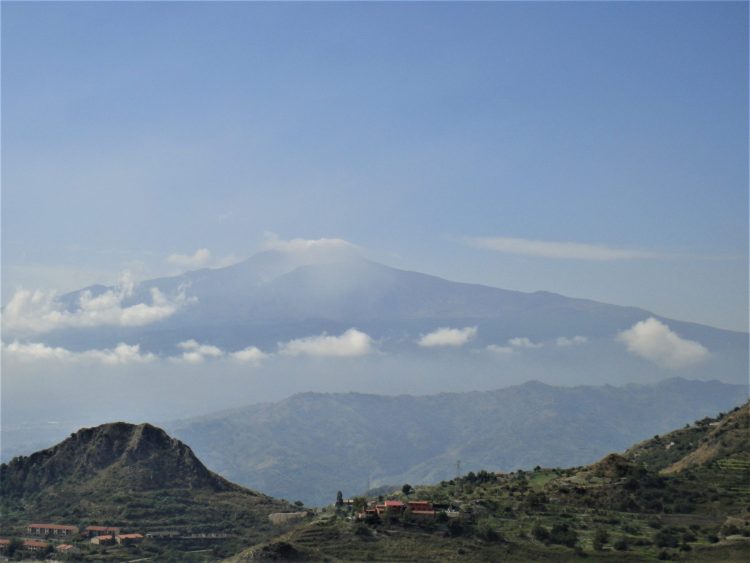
[175,339,225,364]
[167,248,212,269]
[261,233,358,255]
[465,236,661,261]
[279,328,374,357]
[418,326,478,348]
[508,337,543,349]
[617,318,709,369]
[3,341,156,365]
[556,336,588,347]
[2,280,189,336]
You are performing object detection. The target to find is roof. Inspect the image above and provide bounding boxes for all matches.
[56,544,75,551]
[383,500,404,507]
[27,523,78,530]
[118,534,144,539]
[412,510,437,515]
[23,540,49,548]
[86,525,120,531]
[0,539,10,546]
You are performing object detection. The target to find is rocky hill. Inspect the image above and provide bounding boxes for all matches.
[0,422,297,558]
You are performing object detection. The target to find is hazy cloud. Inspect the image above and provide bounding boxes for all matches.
[465,236,662,261]
[617,318,709,369]
[1,276,189,336]
[418,326,478,348]
[556,336,588,347]
[230,346,267,364]
[3,341,156,365]
[486,344,514,355]
[279,328,374,357]
[175,339,225,364]
[167,248,212,269]
[508,337,543,349]
[261,233,358,254]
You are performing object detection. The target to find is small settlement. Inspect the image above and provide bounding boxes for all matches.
[0,522,144,557]
[356,499,454,521]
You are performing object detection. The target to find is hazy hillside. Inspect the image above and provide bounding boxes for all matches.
[169,378,746,506]
[227,403,750,562]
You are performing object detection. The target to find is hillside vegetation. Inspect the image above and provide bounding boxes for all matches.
[170,378,745,506]
[228,402,750,562]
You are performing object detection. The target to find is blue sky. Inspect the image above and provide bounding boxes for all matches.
[2,1,747,331]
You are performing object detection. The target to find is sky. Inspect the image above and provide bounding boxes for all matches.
[2,1,748,331]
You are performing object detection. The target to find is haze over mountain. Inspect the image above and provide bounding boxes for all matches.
[168,377,746,506]
[5,245,745,379]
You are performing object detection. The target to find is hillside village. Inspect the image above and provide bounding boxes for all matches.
[0,404,747,562]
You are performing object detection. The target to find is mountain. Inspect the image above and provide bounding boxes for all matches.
[0,422,296,557]
[168,377,747,506]
[41,249,747,361]
[226,403,750,562]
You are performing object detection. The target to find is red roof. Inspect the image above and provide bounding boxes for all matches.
[0,539,10,546]
[23,540,49,548]
[384,500,404,507]
[56,544,75,551]
[118,534,144,539]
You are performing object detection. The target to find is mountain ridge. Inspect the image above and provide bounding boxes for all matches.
[168,377,747,506]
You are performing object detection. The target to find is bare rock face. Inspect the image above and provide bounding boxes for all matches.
[0,422,238,497]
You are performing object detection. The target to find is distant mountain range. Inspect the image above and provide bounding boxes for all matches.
[167,377,747,506]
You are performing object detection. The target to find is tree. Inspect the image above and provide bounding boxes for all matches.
[401,484,414,496]
[532,524,549,542]
[352,496,368,513]
[335,491,344,506]
[593,528,609,550]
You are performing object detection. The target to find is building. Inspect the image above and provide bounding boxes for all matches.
[85,525,121,538]
[375,500,405,518]
[407,500,436,519]
[26,523,78,537]
[0,539,10,552]
[91,534,116,546]
[116,533,144,545]
[22,540,49,552]
[56,544,76,553]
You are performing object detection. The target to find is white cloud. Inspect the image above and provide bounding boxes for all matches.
[261,232,358,254]
[167,248,212,269]
[3,341,156,365]
[508,337,542,349]
[617,317,709,369]
[230,346,267,364]
[1,277,190,336]
[464,236,662,261]
[418,326,478,348]
[556,336,588,347]
[175,339,225,364]
[486,344,514,355]
[279,328,374,357]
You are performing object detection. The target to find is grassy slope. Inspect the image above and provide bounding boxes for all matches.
[228,403,750,562]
